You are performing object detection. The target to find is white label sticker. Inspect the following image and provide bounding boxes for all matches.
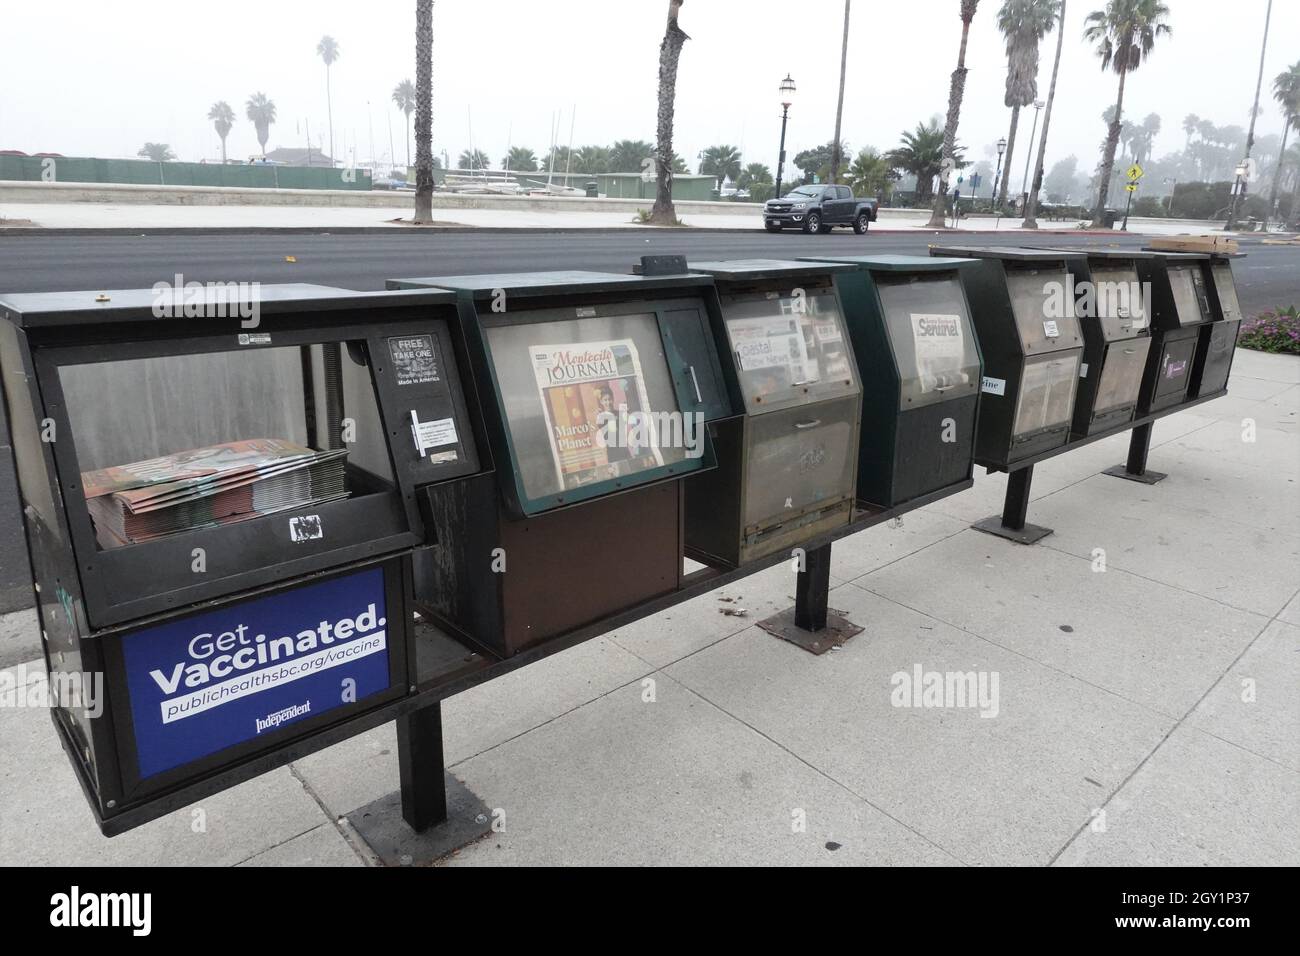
[415,417,458,451]
[1043,320,1059,338]
[238,332,272,346]
[980,376,1007,396]
[1079,363,1089,378]
[428,450,459,464]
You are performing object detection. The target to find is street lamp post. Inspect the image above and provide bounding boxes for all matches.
[1020,100,1045,209]
[992,137,1007,205]
[775,74,796,199]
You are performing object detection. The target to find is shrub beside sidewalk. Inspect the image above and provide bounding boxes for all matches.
[1239,306,1300,355]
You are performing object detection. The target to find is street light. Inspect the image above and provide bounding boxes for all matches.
[992,137,1007,204]
[775,74,796,198]
[1020,100,1045,207]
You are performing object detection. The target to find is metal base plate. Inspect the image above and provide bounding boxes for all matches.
[1103,465,1167,484]
[972,515,1054,544]
[348,772,493,866]
[757,607,863,655]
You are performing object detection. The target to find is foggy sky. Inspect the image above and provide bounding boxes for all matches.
[1,0,1294,184]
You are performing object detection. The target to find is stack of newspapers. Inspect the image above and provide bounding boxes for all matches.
[81,438,349,548]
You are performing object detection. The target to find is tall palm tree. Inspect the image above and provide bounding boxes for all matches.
[414,1,434,222]
[317,36,340,166]
[650,0,689,225]
[1084,0,1171,224]
[928,1,981,228]
[700,145,742,189]
[1226,0,1272,230]
[1182,113,1199,152]
[138,143,176,162]
[1265,61,1300,221]
[996,0,1058,206]
[207,101,235,165]
[830,0,852,182]
[245,93,276,158]
[1023,0,1065,228]
[392,79,416,168]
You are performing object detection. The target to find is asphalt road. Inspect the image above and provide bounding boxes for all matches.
[1,229,1296,315]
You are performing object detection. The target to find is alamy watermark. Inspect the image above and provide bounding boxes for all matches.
[151,273,261,328]
[890,664,1000,718]
[0,663,104,718]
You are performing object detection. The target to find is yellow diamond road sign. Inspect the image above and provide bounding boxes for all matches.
[1126,163,1144,181]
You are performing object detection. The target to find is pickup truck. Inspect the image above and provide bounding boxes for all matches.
[763,184,878,234]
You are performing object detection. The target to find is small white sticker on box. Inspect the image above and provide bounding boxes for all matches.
[980,376,1006,396]
[1080,363,1089,378]
[1043,320,1059,338]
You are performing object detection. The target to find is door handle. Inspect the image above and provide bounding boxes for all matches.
[794,419,822,429]
[688,366,702,404]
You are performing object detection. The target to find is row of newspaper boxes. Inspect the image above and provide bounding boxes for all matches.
[0,247,1242,831]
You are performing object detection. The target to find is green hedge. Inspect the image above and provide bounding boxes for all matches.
[0,155,371,190]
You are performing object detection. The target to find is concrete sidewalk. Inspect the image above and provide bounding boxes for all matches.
[0,350,1295,866]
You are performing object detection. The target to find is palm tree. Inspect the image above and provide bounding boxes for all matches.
[1266,61,1300,221]
[890,119,953,202]
[611,139,654,173]
[737,162,772,188]
[927,1,981,228]
[138,143,176,162]
[570,145,610,174]
[458,148,490,172]
[1084,0,1172,224]
[700,145,742,190]
[830,0,852,182]
[996,0,1058,206]
[650,0,689,225]
[392,79,416,168]
[1023,0,1065,228]
[207,101,235,165]
[504,146,539,173]
[1182,113,1199,152]
[317,36,340,166]
[1226,0,1272,230]
[847,147,894,198]
[414,1,434,222]
[245,93,276,158]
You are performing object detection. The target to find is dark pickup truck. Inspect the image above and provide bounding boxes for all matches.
[763,184,879,234]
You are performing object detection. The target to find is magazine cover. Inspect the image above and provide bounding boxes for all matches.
[529,339,665,491]
[81,438,317,500]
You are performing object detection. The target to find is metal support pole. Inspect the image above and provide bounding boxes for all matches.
[794,542,832,632]
[1104,422,1167,484]
[972,464,1054,544]
[396,702,447,833]
[1001,466,1033,531]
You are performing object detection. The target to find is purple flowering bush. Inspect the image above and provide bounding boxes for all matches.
[1239,306,1300,355]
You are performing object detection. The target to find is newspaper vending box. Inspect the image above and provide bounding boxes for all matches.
[683,260,861,566]
[0,284,481,834]
[1190,252,1243,398]
[386,271,733,656]
[1134,251,1214,413]
[929,246,1084,467]
[802,254,981,508]
[1054,249,1154,436]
